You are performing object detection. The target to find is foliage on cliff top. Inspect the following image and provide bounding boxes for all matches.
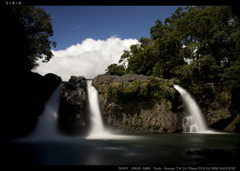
[93,74,175,103]
[105,6,240,116]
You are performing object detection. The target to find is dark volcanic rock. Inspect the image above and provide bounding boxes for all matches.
[93,74,183,133]
[2,71,62,139]
[58,76,89,135]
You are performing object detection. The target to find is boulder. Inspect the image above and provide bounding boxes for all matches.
[58,76,89,135]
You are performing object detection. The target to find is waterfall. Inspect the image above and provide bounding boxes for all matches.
[174,85,210,133]
[86,80,113,139]
[28,84,62,140]
[86,80,141,140]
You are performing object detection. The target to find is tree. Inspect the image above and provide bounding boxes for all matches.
[120,19,185,78]
[3,6,56,72]
[106,64,126,76]
[119,6,239,81]
[120,41,159,76]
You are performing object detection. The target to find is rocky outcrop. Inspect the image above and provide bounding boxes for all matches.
[2,71,62,139]
[206,109,231,127]
[224,114,240,132]
[58,76,89,135]
[92,74,238,133]
[193,84,234,131]
[93,74,183,133]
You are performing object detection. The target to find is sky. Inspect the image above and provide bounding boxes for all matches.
[34,6,182,81]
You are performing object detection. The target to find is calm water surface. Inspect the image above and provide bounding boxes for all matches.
[2,133,240,166]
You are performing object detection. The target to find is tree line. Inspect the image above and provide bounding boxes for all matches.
[106,6,240,115]
[4,5,240,116]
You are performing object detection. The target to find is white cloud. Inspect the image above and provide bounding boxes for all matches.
[34,37,139,81]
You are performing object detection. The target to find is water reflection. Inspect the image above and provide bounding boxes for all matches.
[3,133,240,165]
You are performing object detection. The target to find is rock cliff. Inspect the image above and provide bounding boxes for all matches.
[58,76,89,135]
[91,74,239,133]
[93,74,183,133]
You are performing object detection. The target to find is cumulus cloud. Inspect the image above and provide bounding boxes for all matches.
[34,37,139,81]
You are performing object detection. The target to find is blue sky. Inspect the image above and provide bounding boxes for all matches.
[38,6,181,50]
[35,6,183,80]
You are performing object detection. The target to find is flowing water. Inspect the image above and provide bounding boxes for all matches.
[86,80,113,139]
[86,80,134,140]
[174,85,210,133]
[3,133,240,165]
[27,84,62,140]
[2,83,239,166]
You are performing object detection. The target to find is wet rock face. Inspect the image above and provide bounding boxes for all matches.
[103,101,183,133]
[58,76,89,135]
[92,74,183,133]
[55,73,239,135]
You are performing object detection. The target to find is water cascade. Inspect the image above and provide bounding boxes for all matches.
[86,80,113,139]
[28,84,62,140]
[174,85,210,133]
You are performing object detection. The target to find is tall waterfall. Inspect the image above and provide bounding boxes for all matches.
[28,84,61,140]
[174,85,209,133]
[86,80,113,139]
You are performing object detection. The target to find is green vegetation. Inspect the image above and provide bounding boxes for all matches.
[106,64,126,76]
[106,6,240,117]
[4,6,56,72]
[105,77,173,102]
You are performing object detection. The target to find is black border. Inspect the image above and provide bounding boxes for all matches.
[7,165,240,171]
[1,0,239,6]
[2,0,240,169]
